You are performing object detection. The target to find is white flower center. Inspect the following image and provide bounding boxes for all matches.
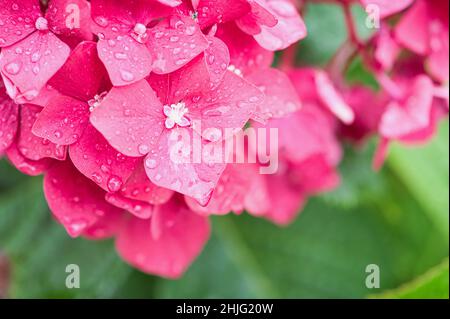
[131,23,148,43]
[164,102,190,129]
[88,92,108,112]
[35,17,48,31]
[227,64,243,77]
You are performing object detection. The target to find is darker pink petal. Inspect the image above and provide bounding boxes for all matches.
[44,160,124,237]
[32,95,90,145]
[46,0,94,47]
[120,164,174,205]
[18,104,67,161]
[105,192,153,219]
[49,41,110,101]
[116,197,210,278]
[69,124,140,192]
[0,85,18,154]
[6,141,54,176]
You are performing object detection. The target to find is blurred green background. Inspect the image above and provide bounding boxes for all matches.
[0,3,448,299]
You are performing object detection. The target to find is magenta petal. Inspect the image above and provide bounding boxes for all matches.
[0,0,40,47]
[148,15,209,74]
[18,104,67,161]
[6,142,54,176]
[49,41,110,101]
[116,198,210,278]
[144,129,227,205]
[247,68,301,123]
[97,36,152,86]
[0,87,18,154]
[32,95,90,145]
[90,80,164,157]
[105,192,153,219]
[44,160,124,237]
[121,164,174,205]
[0,31,70,100]
[46,0,94,47]
[69,124,140,192]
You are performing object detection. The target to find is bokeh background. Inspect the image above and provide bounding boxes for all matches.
[0,3,448,299]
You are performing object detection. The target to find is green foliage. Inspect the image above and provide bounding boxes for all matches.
[372,259,449,299]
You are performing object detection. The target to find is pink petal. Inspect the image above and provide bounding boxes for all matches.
[82,208,124,240]
[203,35,230,86]
[375,26,401,71]
[90,79,165,157]
[246,0,307,51]
[121,163,174,205]
[144,129,227,205]
[148,14,209,74]
[262,170,305,226]
[315,70,355,124]
[394,0,430,55]
[105,192,153,219]
[0,31,70,101]
[97,35,152,86]
[46,0,94,47]
[18,104,67,161]
[0,0,40,47]
[188,70,264,141]
[32,95,90,145]
[216,22,274,75]
[44,160,124,237]
[427,24,449,83]
[196,0,251,29]
[379,75,434,139]
[246,67,301,123]
[69,124,140,192]
[49,41,110,101]
[244,170,271,216]
[6,141,54,176]
[373,137,389,171]
[0,85,18,154]
[236,0,277,35]
[292,154,340,194]
[360,0,414,19]
[185,163,256,215]
[116,197,210,278]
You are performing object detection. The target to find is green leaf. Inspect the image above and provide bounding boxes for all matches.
[387,120,449,238]
[371,259,449,299]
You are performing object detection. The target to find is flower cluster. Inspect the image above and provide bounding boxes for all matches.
[0,0,448,278]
